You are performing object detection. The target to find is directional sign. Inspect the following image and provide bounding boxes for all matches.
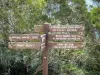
[8,42,45,50]
[8,23,85,75]
[9,34,46,42]
[49,25,84,32]
[48,34,84,41]
[48,42,84,49]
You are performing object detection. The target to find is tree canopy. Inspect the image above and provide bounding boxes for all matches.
[0,0,100,75]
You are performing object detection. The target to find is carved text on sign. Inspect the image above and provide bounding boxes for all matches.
[8,42,45,50]
[9,34,46,42]
[48,42,84,49]
[48,34,84,41]
[49,25,84,32]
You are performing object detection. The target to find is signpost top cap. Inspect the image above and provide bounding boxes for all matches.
[44,22,50,25]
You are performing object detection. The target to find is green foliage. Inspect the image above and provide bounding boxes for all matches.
[90,7,100,30]
[92,0,100,7]
[0,0,99,75]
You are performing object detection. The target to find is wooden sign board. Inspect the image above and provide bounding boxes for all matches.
[48,34,84,41]
[8,42,45,50]
[48,42,84,49]
[49,25,84,32]
[50,25,84,28]
[34,25,84,32]
[9,34,46,42]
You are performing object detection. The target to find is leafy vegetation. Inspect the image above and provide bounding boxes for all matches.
[0,0,100,75]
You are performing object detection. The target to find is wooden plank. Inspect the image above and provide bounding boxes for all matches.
[34,25,84,32]
[49,25,84,32]
[41,43,45,50]
[8,42,44,50]
[9,34,46,42]
[48,34,84,41]
[41,34,46,42]
[48,42,84,49]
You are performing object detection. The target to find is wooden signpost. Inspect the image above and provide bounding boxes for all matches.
[8,23,84,75]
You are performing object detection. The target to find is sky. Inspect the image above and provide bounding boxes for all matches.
[86,0,94,6]
[85,0,95,11]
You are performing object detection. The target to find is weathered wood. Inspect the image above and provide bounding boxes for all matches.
[9,34,46,42]
[8,24,85,75]
[41,34,46,42]
[48,42,84,49]
[49,25,84,32]
[48,34,84,41]
[34,25,84,32]
[8,42,45,50]
[42,23,49,75]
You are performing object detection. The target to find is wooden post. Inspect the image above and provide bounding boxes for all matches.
[42,23,49,75]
